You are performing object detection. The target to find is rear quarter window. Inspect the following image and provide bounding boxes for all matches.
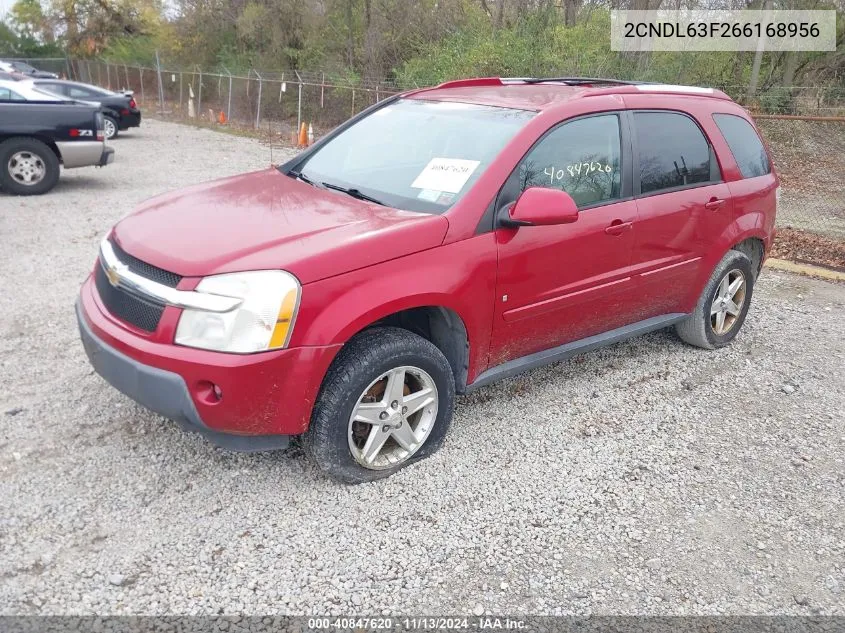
[713,113,771,179]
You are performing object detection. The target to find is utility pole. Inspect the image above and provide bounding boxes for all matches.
[155,50,165,113]
[747,0,773,103]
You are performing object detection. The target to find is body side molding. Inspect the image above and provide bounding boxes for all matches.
[466,313,687,391]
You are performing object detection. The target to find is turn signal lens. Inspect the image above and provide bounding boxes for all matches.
[268,288,299,349]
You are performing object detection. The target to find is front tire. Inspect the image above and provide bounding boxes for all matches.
[675,249,755,349]
[0,138,60,196]
[305,327,455,483]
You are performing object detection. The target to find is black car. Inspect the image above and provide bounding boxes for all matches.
[0,60,59,79]
[29,79,142,139]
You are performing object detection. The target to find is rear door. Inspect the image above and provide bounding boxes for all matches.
[628,110,732,317]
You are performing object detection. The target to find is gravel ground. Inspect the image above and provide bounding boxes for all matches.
[1,119,844,617]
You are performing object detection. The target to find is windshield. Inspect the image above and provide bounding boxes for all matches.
[12,61,36,73]
[29,85,66,101]
[1,81,62,101]
[296,99,534,213]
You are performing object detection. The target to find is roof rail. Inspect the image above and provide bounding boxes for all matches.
[435,77,505,89]
[511,77,646,86]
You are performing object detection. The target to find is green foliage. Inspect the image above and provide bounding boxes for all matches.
[396,7,844,94]
[398,11,597,87]
[0,22,20,55]
[759,87,796,115]
[0,17,63,57]
[2,0,841,105]
[104,35,160,65]
[9,0,47,40]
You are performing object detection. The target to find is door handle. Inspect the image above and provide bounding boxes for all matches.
[704,198,726,210]
[604,220,633,236]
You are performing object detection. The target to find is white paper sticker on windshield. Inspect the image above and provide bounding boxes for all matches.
[417,188,442,202]
[411,158,480,194]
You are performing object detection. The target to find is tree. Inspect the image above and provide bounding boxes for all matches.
[10,0,53,42]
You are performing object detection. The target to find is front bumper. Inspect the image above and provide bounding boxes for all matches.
[77,276,341,449]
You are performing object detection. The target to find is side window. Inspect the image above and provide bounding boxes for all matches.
[69,86,95,98]
[713,113,771,178]
[37,82,65,96]
[0,88,24,101]
[517,114,622,207]
[635,112,712,195]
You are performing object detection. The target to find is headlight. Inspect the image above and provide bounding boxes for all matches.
[175,270,300,353]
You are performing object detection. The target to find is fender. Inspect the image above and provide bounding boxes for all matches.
[291,233,499,383]
[681,211,769,312]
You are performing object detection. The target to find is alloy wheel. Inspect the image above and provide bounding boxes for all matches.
[347,365,439,470]
[710,269,747,335]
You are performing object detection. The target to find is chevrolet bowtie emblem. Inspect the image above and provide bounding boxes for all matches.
[105,261,128,287]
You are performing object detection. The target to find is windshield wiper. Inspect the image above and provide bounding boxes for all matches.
[321,181,385,206]
[288,172,386,206]
[288,170,317,186]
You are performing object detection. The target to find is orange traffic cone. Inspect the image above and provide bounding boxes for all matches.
[307,123,314,146]
[297,122,308,148]
[218,110,227,125]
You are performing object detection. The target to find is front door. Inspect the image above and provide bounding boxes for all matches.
[488,113,640,368]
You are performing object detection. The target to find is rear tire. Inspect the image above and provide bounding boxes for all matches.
[304,327,455,484]
[0,138,60,196]
[104,116,119,140]
[675,250,755,349]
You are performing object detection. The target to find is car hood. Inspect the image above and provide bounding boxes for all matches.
[112,168,449,284]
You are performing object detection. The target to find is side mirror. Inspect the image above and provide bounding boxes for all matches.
[502,187,579,227]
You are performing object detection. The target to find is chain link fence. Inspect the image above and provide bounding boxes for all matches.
[66,59,402,140]
[8,56,845,267]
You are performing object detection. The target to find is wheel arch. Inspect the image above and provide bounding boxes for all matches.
[0,135,62,163]
[328,302,471,393]
[730,236,765,278]
[680,217,770,313]
[714,212,770,278]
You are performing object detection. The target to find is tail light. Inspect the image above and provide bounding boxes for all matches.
[95,112,105,141]
[128,98,137,109]
[120,108,130,115]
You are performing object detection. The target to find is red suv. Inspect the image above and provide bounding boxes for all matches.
[77,77,778,482]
